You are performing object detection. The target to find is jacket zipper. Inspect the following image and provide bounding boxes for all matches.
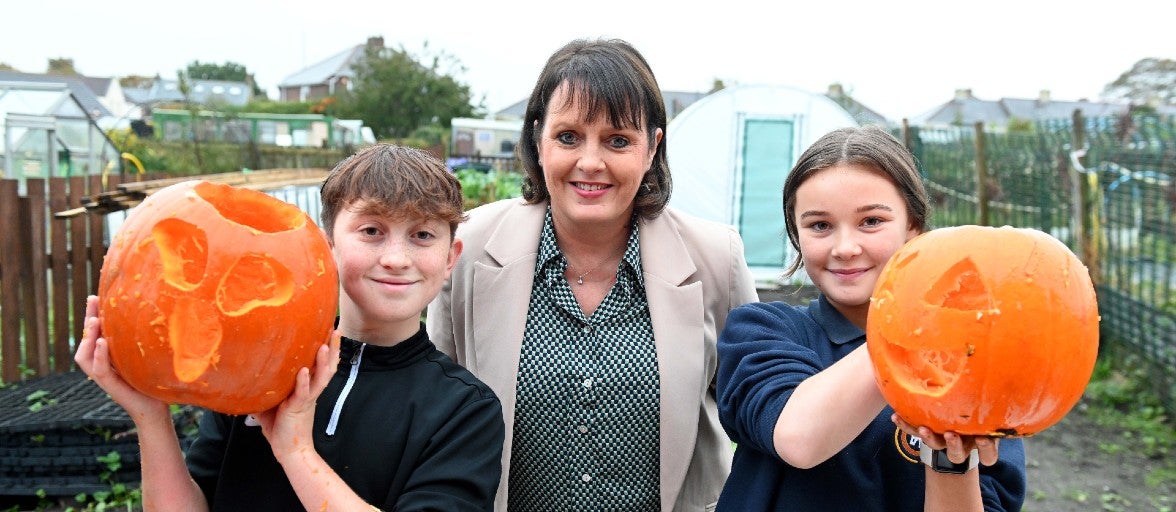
[326,343,364,436]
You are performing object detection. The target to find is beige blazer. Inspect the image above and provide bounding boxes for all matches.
[426,199,758,512]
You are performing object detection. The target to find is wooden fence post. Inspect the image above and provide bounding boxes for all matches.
[973,122,990,226]
[21,180,50,376]
[1069,109,1101,283]
[0,180,21,381]
[49,177,73,371]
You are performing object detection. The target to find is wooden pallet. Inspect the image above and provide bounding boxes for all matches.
[54,168,330,218]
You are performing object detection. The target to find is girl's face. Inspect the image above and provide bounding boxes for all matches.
[330,201,461,343]
[537,83,662,231]
[793,163,919,328]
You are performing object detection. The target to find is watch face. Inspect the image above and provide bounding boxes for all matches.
[931,449,970,474]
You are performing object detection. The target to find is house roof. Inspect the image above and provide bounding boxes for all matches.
[911,89,1175,127]
[125,78,250,107]
[1000,97,1124,121]
[278,44,366,88]
[0,70,111,118]
[824,84,890,126]
[915,89,1012,126]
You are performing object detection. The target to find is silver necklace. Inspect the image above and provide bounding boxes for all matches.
[566,253,618,285]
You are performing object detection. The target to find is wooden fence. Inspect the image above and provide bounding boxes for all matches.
[0,169,329,385]
[0,175,122,382]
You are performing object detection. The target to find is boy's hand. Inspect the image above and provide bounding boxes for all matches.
[254,330,341,458]
[893,414,1001,467]
[74,296,170,418]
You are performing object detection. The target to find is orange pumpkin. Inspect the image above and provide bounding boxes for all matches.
[867,225,1099,437]
[98,180,338,415]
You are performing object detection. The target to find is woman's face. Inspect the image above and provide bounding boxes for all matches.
[793,163,918,327]
[536,83,662,231]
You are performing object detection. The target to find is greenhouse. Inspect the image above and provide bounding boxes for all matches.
[0,81,120,195]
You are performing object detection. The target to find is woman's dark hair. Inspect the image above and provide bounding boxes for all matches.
[781,125,930,276]
[516,38,671,219]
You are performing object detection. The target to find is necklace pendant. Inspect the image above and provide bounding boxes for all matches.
[577,275,584,285]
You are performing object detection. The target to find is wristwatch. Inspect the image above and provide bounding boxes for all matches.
[919,444,979,474]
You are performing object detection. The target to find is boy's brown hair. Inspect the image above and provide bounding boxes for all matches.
[319,144,466,239]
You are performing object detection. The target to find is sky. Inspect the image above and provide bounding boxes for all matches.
[3,0,1173,121]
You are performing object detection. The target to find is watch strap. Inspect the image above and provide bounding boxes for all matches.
[919,443,979,474]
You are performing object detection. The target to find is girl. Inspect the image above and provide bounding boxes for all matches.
[715,125,1026,511]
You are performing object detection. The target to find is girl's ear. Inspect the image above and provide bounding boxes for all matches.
[906,225,921,242]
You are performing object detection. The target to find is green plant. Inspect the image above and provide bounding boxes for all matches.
[71,451,142,511]
[26,389,57,412]
[455,168,523,209]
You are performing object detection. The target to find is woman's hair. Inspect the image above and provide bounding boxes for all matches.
[320,144,466,239]
[516,38,671,220]
[781,125,929,276]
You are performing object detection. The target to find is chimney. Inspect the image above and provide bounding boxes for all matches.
[827,83,845,98]
[1038,89,1051,104]
[954,88,973,101]
[366,36,384,49]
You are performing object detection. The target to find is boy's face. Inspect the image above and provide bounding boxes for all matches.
[330,200,461,342]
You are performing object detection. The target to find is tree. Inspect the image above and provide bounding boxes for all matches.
[120,74,155,88]
[185,60,264,97]
[0,62,15,71]
[1101,58,1176,106]
[47,58,79,75]
[335,41,480,139]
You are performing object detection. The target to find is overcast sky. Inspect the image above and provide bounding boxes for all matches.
[3,0,1172,121]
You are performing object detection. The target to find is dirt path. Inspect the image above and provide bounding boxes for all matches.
[1023,401,1175,512]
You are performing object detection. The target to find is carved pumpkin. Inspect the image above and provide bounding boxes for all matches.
[98,180,338,415]
[867,225,1099,437]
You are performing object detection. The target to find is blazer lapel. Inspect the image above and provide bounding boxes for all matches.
[470,203,543,416]
[640,214,705,510]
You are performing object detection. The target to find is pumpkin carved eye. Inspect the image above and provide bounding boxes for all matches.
[99,180,339,415]
[867,225,1099,437]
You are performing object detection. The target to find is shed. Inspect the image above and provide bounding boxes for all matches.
[666,84,860,286]
[450,117,523,158]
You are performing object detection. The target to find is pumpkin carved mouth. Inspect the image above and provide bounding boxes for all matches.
[875,257,989,397]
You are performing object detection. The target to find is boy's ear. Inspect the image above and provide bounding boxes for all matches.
[446,238,463,274]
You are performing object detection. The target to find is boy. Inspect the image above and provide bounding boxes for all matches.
[75,144,504,511]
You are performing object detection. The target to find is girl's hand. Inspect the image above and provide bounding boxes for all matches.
[893,414,1001,466]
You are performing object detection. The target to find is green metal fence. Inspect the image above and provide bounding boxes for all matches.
[902,114,1175,416]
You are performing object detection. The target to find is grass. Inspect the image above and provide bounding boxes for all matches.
[1083,355,1176,490]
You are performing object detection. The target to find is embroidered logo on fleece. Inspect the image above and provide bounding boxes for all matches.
[894,427,922,464]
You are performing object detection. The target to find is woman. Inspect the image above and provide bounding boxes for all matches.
[426,38,758,511]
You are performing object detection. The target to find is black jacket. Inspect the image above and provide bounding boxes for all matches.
[186,324,505,511]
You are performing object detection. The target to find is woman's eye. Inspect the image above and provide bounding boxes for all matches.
[608,136,631,149]
[862,217,883,228]
[556,132,577,145]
